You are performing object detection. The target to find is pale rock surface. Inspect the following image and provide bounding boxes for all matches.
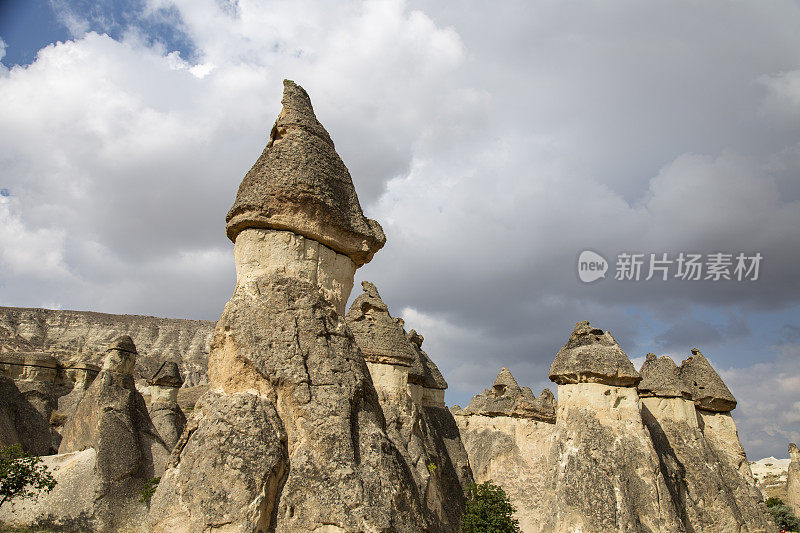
[0,376,52,455]
[788,443,800,517]
[0,306,214,386]
[639,354,774,532]
[453,367,556,532]
[149,81,429,533]
[59,335,171,532]
[0,449,99,530]
[147,362,187,450]
[346,282,473,532]
[546,322,683,532]
[749,456,790,500]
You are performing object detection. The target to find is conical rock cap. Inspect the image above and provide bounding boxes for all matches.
[549,321,640,387]
[464,367,555,422]
[148,361,184,388]
[106,335,137,354]
[226,80,386,266]
[345,281,416,366]
[406,329,448,390]
[679,349,736,412]
[638,353,691,399]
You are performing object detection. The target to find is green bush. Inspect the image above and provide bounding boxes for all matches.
[139,476,161,506]
[461,481,520,533]
[0,444,56,510]
[767,502,800,531]
[766,497,784,508]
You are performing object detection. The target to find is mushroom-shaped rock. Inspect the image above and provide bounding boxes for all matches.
[59,337,170,530]
[147,362,186,450]
[549,321,640,386]
[638,353,691,399]
[345,281,417,366]
[148,362,184,388]
[103,335,137,374]
[226,80,385,266]
[679,349,736,412]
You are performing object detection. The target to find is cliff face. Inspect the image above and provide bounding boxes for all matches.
[0,307,215,386]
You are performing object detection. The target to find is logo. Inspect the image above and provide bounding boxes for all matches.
[578,250,608,283]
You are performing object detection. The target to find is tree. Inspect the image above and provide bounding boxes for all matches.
[461,480,521,533]
[0,444,56,510]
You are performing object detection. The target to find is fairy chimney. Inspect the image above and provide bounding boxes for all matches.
[148,81,431,532]
[147,362,186,449]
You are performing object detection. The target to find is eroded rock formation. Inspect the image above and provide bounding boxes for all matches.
[544,321,683,532]
[0,306,214,386]
[788,443,800,517]
[58,335,170,531]
[453,367,556,532]
[148,80,429,532]
[147,362,187,450]
[639,353,773,531]
[346,281,472,532]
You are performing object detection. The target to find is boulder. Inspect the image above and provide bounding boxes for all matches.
[225,79,385,267]
[58,335,170,531]
[679,348,737,412]
[548,321,640,387]
[149,81,429,532]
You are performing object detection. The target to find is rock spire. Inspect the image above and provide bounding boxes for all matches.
[679,348,737,412]
[226,79,385,266]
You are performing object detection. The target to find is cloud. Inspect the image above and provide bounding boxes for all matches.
[1,0,799,458]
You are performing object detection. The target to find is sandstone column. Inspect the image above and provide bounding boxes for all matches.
[788,443,800,517]
[545,321,683,532]
[346,281,473,532]
[452,367,556,532]
[59,335,171,531]
[149,80,428,532]
[639,353,773,531]
[147,362,187,450]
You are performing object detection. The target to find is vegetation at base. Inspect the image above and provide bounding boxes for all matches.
[765,497,800,531]
[0,444,56,510]
[461,480,520,533]
[139,476,161,506]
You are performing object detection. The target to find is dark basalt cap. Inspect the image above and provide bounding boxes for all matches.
[464,368,555,422]
[225,80,386,266]
[679,348,736,412]
[549,321,640,386]
[106,335,137,355]
[345,282,417,367]
[638,353,691,399]
[148,361,184,387]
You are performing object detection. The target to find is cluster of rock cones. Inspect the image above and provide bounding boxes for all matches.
[0,80,781,532]
[453,323,773,532]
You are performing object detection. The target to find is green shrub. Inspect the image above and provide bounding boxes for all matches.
[139,477,161,506]
[461,480,520,533]
[768,502,800,531]
[0,444,56,510]
[766,497,784,508]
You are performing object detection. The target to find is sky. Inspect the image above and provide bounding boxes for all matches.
[1,0,799,460]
